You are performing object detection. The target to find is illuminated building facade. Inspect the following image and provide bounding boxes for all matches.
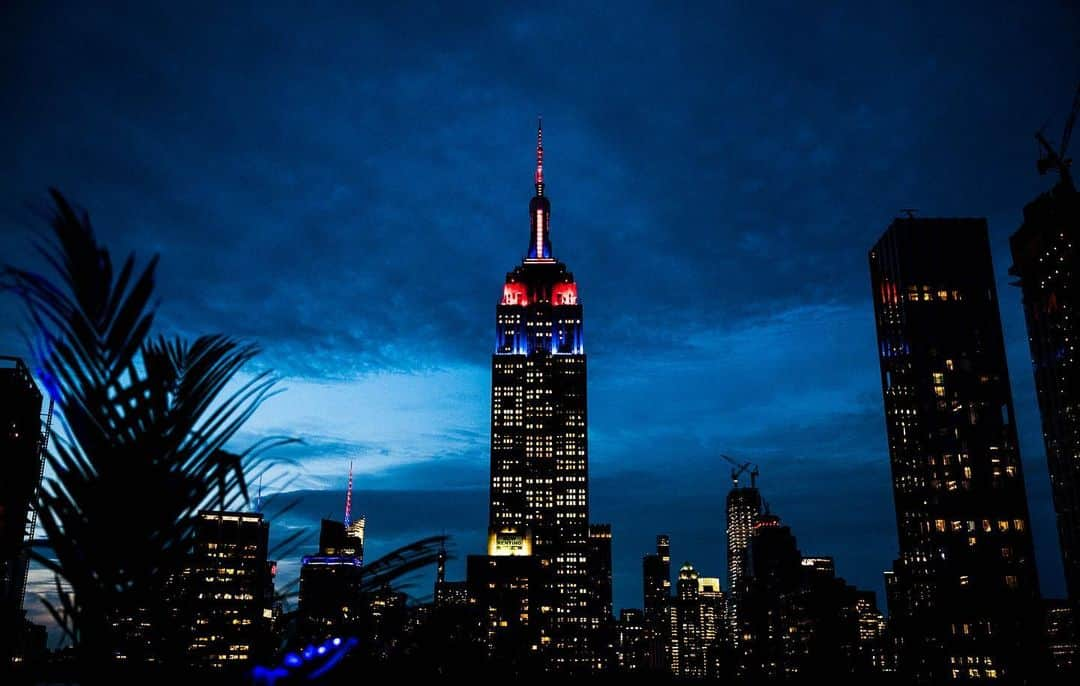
[697,576,728,677]
[1010,182,1079,603]
[642,534,672,670]
[187,510,274,669]
[616,609,648,672]
[0,357,44,664]
[726,483,761,645]
[485,120,598,669]
[670,562,705,679]
[870,217,1044,682]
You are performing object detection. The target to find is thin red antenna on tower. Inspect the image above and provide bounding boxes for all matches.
[344,460,354,526]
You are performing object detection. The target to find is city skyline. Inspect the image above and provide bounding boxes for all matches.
[2,2,1079,644]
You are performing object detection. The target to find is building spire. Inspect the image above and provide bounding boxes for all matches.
[344,460,354,527]
[527,117,553,260]
[535,116,544,195]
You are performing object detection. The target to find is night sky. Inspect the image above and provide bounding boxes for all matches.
[3,2,1079,633]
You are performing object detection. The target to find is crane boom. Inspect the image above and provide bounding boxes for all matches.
[1036,82,1080,188]
[718,453,759,489]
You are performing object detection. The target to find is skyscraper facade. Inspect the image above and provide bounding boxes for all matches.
[587,523,615,669]
[297,473,366,640]
[615,609,649,672]
[1010,181,1079,602]
[670,563,705,679]
[697,575,727,676]
[870,217,1044,682]
[0,356,45,662]
[186,510,274,669]
[642,534,672,670]
[297,519,365,639]
[486,121,595,669]
[726,482,761,644]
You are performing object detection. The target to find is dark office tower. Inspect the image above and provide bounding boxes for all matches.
[670,563,705,679]
[587,523,615,669]
[434,541,469,610]
[870,217,1044,682]
[466,553,546,672]
[642,534,672,670]
[1045,599,1079,677]
[187,511,274,670]
[726,482,761,643]
[298,519,365,638]
[0,357,45,663]
[616,609,649,672]
[487,120,593,669]
[298,472,366,639]
[1010,179,1079,602]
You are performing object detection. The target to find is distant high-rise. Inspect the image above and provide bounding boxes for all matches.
[697,575,727,678]
[726,481,761,643]
[615,609,649,673]
[298,519,365,638]
[186,511,274,669]
[484,120,599,669]
[1010,180,1079,602]
[642,534,671,670]
[670,562,705,679]
[737,512,888,680]
[587,523,615,669]
[870,217,1044,682]
[298,472,366,639]
[0,357,45,663]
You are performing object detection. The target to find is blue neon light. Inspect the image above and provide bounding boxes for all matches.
[252,636,358,685]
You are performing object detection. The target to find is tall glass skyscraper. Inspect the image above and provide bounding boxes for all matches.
[869,216,1044,682]
[1010,179,1079,604]
[726,482,762,645]
[487,121,596,670]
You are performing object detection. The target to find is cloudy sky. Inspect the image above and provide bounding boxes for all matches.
[2,2,1078,636]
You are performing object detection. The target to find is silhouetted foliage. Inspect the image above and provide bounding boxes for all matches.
[3,190,292,670]
[3,191,451,681]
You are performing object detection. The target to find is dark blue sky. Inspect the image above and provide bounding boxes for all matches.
[3,2,1079,626]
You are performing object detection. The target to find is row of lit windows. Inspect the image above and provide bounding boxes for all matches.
[907,285,964,302]
[932,519,1025,534]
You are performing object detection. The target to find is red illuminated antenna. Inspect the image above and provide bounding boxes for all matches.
[535,116,544,194]
[344,460,354,527]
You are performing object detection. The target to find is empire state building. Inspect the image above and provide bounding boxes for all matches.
[482,120,608,670]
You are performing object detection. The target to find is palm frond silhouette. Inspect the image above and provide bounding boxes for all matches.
[3,190,290,667]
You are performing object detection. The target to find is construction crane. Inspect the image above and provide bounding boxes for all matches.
[1036,82,1080,189]
[718,453,759,489]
